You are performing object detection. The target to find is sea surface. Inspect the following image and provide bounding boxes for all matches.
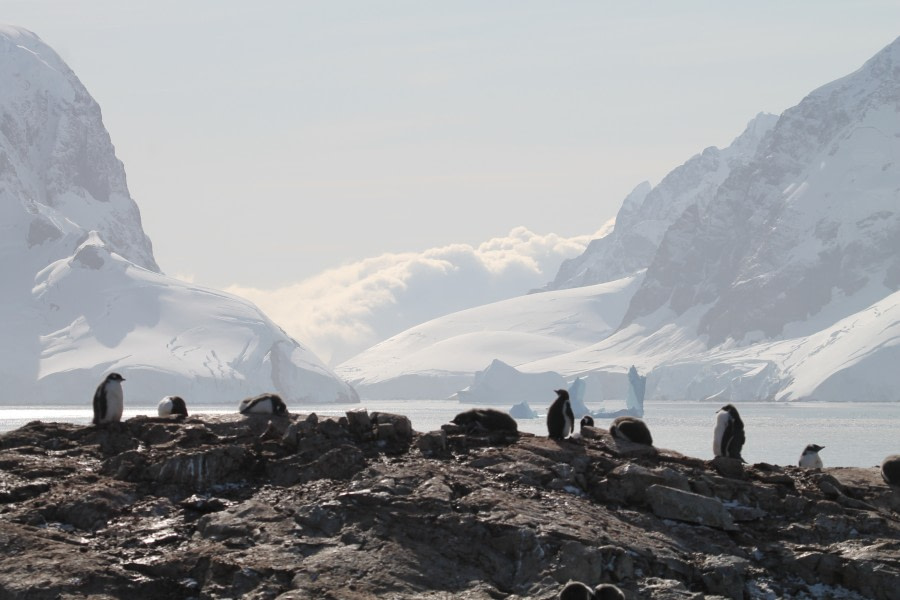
[1,400,898,469]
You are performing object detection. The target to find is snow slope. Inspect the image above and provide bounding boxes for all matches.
[0,25,357,405]
[338,36,900,404]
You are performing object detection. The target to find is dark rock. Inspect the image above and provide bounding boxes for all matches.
[0,414,897,599]
[711,456,745,479]
[416,430,448,457]
[647,485,738,531]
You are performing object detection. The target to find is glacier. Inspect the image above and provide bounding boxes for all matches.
[338,36,900,404]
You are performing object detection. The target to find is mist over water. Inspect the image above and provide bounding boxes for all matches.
[1,401,897,469]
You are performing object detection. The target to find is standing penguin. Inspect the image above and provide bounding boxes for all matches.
[882,454,900,486]
[239,393,288,415]
[547,389,574,440]
[713,404,746,461]
[610,416,653,445]
[798,444,824,468]
[158,395,188,418]
[92,372,125,425]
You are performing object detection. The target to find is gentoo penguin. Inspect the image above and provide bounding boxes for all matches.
[452,408,518,433]
[92,372,125,425]
[594,584,626,600]
[882,454,900,486]
[558,581,595,600]
[798,444,824,468]
[713,404,746,461]
[547,389,574,440]
[580,415,595,430]
[609,416,653,446]
[158,396,188,418]
[558,581,625,600]
[239,393,288,416]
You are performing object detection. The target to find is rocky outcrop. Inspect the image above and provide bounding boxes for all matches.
[0,414,898,599]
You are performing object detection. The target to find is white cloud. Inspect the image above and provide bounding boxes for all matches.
[226,226,608,366]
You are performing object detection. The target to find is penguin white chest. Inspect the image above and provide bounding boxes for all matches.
[713,410,730,456]
[104,381,124,422]
[799,452,823,469]
[563,402,573,434]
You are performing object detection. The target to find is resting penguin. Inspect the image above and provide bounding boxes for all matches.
[882,454,900,486]
[558,581,625,600]
[547,389,574,440]
[452,408,518,433]
[594,584,626,600]
[580,415,595,430]
[713,404,746,462]
[239,393,288,416]
[798,444,824,468]
[92,372,125,425]
[158,395,188,418]
[609,416,653,445]
[558,581,595,600]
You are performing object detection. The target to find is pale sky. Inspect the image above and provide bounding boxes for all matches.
[6,1,900,288]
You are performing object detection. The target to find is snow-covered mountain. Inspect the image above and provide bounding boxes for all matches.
[0,25,357,406]
[546,112,778,291]
[338,36,900,404]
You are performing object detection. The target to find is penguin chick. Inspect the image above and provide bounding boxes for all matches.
[798,444,824,468]
[610,416,653,445]
[882,454,900,486]
[158,395,188,418]
[713,404,746,461]
[92,372,125,425]
[547,389,574,440]
[239,393,288,415]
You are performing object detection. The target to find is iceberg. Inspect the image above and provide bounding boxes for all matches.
[450,359,566,408]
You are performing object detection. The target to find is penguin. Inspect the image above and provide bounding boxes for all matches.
[558,582,625,600]
[452,408,518,433]
[546,389,574,440]
[594,584,626,600]
[798,444,824,468]
[882,454,900,486]
[713,404,746,461]
[558,581,595,600]
[609,416,653,446]
[92,372,125,425]
[580,415,595,430]
[239,393,288,416]
[158,395,188,418]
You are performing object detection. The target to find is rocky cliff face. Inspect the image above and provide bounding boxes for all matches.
[0,25,157,272]
[0,25,357,404]
[0,415,896,599]
[547,113,777,292]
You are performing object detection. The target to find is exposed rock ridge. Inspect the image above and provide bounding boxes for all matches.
[1,415,897,599]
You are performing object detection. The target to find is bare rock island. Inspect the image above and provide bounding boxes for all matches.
[0,413,898,599]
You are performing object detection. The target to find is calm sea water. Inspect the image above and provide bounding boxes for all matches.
[1,400,897,469]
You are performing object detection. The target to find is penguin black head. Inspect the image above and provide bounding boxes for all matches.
[106,372,125,383]
[580,415,595,429]
[555,389,569,401]
[271,395,288,415]
[719,404,739,417]
[804,443,824,453]
[594,583,626,600]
